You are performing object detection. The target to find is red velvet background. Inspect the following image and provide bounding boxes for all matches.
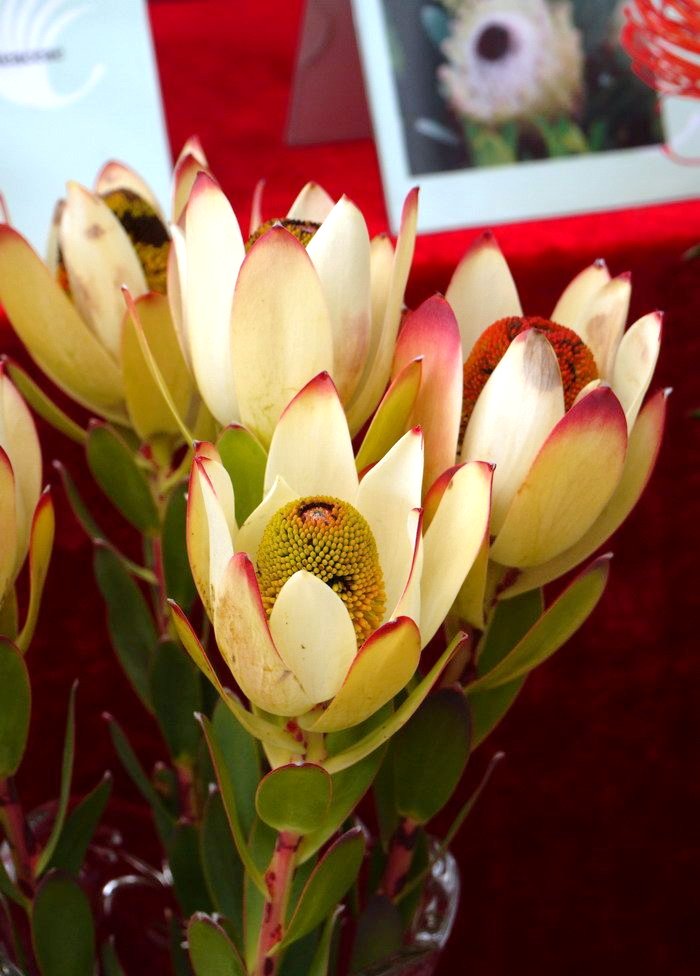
[2,1,700,973]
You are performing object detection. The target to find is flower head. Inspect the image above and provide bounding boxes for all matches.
[438,0,584,123]
[186,373,492,731]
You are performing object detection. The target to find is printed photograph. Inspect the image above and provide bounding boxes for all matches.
[380,0,662,174]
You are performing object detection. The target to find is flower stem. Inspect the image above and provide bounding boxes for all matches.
[0,777,36,894]
[255,831,300,976]
[380,817,419,901]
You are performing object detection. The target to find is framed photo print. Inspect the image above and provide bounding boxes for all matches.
[351,0,699,233]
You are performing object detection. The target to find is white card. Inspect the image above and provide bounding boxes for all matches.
[0,0,172,250]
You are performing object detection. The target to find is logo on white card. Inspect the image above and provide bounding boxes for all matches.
[0,0,105,108]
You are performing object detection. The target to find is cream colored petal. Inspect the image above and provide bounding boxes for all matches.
[236,476,298,559]
[576,273,631,380]
[269,570,357,704]
[186,455,234,615]
[500,388,669,596]
[176,136,209,168]
[172,151,209,223]
[460,330,564,534]
[60,182,147,359]
[392,295,463,492]
[286,182,335,223]
[490,387,628,568]
[0,448,18,600]
[611,311,662,431]
[306,196,371,404]
[214,552,314,716]
[0,370,42,565]
[346,189,418,434]
[230,227,334,446]
[183,172,243,426]
[0,227,125,420]
[355,427,424,618]
[392,508,423,625]
[198,455,238,543]
[445,232,522,360]
[573,379,603,405]
[420,461,493,647]
[94,161,163,216]
[551,259,610,328]
[167,224,190,367]
[264,372,358,499]
[310,617,422,733]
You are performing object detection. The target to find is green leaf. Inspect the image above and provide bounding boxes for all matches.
[162,484,197,611]
[307,907,342,976]
[150,640,201,762]
[200,792,245,948]
[94,544,157,711]
[198,713,268,898]
[49,773,112,876]
[324,634,466,776]
[355,359,421,473]
[54,462,156,584]
[372,754,398,853]
[168,912,192,976]
[168,823,213,917]
[281,828,365,949]
[391,689,470,825]
[104,715,175,847]
[468,556,611,692]
[16,489,55,653]
[298,707,391,864]
[212,699,261,838]
[0,637,30,776]
[36,683,77,876]
[217,424,267,525]
[256,764,332,835]
[2,357,87,445]
[86,422,159,534]
[32,872,96,976]
[349,896,403,973]
[243,818,276,971]
[188,914,246,976]
[0,585,18,641]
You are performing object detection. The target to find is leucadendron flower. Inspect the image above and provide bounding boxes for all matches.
[168,171,418,446]
[0,141,207,441]
[186,372,492,732]
[443,233,665,616]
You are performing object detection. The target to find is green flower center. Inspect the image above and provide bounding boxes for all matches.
[246,218,320,251]
[256,496,386,646]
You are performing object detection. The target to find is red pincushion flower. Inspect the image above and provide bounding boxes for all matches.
[622,0,700,98]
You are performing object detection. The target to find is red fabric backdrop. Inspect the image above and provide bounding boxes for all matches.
[2,1,699,973]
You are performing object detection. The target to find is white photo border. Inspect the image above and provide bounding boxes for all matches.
[351,0,699,234]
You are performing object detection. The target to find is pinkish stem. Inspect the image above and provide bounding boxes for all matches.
[255,831,300,976]
[0,777,36,893]
[380,817,419,900]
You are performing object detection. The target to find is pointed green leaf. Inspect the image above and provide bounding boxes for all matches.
[217,424,267,526]
[86,422,159,534]
[36,683,77,875]
[32,873,96,976]
[468,556,611,692]
[212,699,261,838]
[94,544,157,711]
[2,357,87,445]
[307,907,342,976]
[150,640,201,762]
[168,911,193,976]
[188,914,246,976]
[243,818,276,970]
[349,896,403,974]
[168,823,213,917]
[198,713,268,898]
[355,359,422,473]
[256,763,332,835]
[16,490,55,653]
[0,638,30,776]
[49,773,112,876]
[104,715,175,847]
[162,484,196,611]
[391,689,470,825]
[323,633,467,776]
[281,828,365,949]
[200,792,245,948]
